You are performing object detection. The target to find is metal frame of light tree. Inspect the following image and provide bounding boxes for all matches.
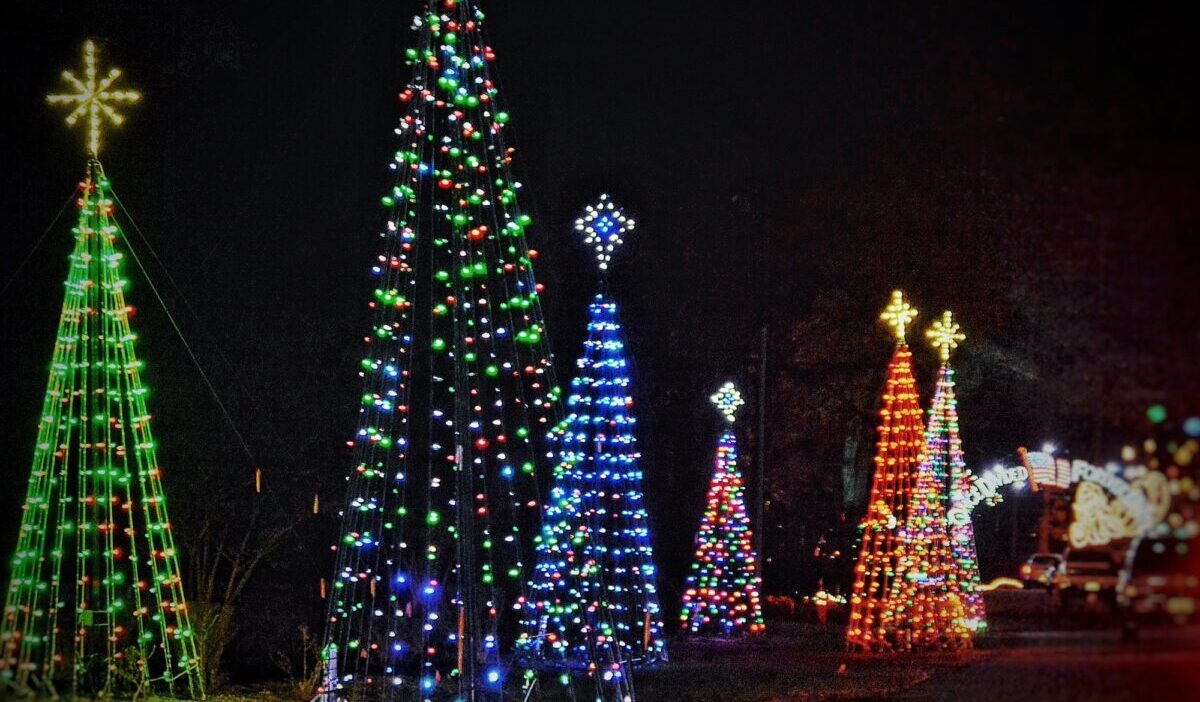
[1,41,203,699]
[925,311,985,634]
[320,3,562,700]
[521,196,665,699]
[680,383,765,636]
[846,290,925,653]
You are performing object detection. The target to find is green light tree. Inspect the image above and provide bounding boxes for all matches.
[1,41,203,699]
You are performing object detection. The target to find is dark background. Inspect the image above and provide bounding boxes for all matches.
[1,0,1196,681]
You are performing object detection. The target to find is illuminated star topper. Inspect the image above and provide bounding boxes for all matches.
[575,193,634,271]
[46,39,141,157]
[927,310,965,363]
[710,382,745,424]
[880,289,917,344]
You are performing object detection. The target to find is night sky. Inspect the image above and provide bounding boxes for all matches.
[1,0,1196,676]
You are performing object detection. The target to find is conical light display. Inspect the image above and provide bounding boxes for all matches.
[2,41,202,699]
[680,383,765,636]
[320,3,564,700]
[521,196,665,699]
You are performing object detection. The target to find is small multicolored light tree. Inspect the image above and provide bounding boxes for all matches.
[680,383,765,636]
[320,2,562,700]
[1,41,203,699]
[522,195,665,696]
[925,312,986,634]
[846,290,925,652]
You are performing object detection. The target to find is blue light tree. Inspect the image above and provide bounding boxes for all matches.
[521,195,666,697]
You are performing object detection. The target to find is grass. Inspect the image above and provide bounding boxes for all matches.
[66,594,1067,702]
[193,627,974,702]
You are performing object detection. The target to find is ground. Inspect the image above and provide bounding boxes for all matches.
[201,591,1197,701]
[576,591,1197,701]
[901,627,1196,701]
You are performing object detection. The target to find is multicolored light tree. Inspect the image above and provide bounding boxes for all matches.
[521,196,665,696]
[846,290,926,652]
[680,383,765,636]
[320,2,562,700]
[1,41,203,699]
[925,311,985,634]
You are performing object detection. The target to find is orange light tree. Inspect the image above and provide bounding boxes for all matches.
[846,290,925,652]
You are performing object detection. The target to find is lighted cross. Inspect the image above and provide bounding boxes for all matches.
[880,289,917,344]
[46,40,141,157]
[927,310,966,363]
[710,382,745,424]
[575,193,634,271]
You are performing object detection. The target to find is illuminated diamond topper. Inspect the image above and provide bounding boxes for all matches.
[880,289,917,344]
[575,193,634,271]
[46,39,141,157]
[710,381,745,424]
[927,310,965,363]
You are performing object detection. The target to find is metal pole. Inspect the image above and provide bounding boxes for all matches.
[755,325,767,560]
[455,294,478,701]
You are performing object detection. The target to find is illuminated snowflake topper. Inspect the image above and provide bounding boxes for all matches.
[711,381,745,424]
[927,310,965,363]
[575,193,634,271]
[46,39,141,157]
[880,289,918,344]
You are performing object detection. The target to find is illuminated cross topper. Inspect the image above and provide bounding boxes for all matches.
[575,193,634,271]
[710,382,745,424]
[46,39,141,157]
[880,289,917,343]
[927,310,965,363]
